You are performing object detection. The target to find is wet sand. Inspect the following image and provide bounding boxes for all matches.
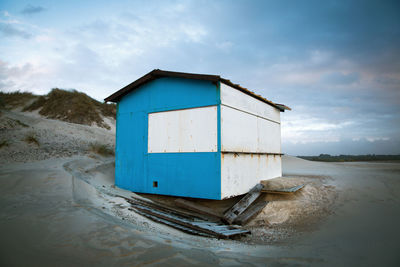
[0,156,399,266]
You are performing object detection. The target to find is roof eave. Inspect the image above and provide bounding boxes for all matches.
[219,79,289,112]
[275,104,291,112]
[104,70,158,103]
[104,69,220,103]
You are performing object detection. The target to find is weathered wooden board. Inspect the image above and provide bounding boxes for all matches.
[261,184,305,194]
[121,194,251,238]
[131,208,213,237]
[233,201,268,225]
[122,195,206,220]
[223,183,264,224]
[130,203,249,239]
[175,198,222,219]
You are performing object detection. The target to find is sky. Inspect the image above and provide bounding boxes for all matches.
[1,0,399,156]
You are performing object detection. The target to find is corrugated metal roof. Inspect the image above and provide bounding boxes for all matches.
[104,69,291,112]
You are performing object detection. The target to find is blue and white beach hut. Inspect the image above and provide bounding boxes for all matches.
[105,69,290,200]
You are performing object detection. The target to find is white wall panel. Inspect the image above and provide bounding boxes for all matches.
[221,154,282,199]
[257,116,281,153]
[220,83,281,123]
[148,106,217,153]
[221,105,281,153]
[221,105,258,152]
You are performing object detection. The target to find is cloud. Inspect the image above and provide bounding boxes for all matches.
[0,22,32,38]
[366,137,390,142]
[0,60,34,91]
[21,5,46,15]
[281,114,354,145]
[321,72,360,85]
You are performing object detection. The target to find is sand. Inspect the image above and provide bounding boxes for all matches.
[1,109,400,266]
[0,109,115,163]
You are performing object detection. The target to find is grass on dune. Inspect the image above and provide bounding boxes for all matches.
[24,88,116,129]
[24,131,40,146]
[89,142,114,156]
[0,91,37,110]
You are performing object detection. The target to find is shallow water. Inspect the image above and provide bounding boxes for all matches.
[0,156,399,266]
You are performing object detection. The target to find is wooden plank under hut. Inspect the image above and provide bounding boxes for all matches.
[122,195,206,220]
[223,183,264,224]
[233,200,269,225]
[133,209,214,238]
[261,184,305,194]
[123,195,250,239]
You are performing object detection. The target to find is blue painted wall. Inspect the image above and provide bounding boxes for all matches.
[115,77,222,199]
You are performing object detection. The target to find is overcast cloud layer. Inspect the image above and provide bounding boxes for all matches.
[1,0,399,155]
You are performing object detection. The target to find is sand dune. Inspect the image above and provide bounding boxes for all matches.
[0,109,115,163]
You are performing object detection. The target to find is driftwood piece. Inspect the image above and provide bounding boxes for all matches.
[223,183,264,224]
[233,200,268,225]
[175,198,222,219]
[261,184,305,194]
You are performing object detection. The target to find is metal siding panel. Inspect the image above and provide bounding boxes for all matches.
[221,154,282,199]
[119,77,219,113]
[115,77,221,199]
[257,117,281,153]
[115,112,146,191]
[148,106,218,153]
[147,152,221,199]
[221,106,281,153]
[221,105,258,152]
[220,83,281,123]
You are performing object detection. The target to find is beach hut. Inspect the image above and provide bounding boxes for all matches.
[105,69,290,200]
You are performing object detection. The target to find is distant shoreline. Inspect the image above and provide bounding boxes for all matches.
[297,154,400,162]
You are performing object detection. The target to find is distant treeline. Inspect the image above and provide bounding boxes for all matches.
[298,154,400,162]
